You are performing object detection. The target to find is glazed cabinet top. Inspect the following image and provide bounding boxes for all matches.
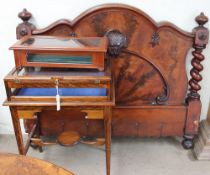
[10,36,108,71]
[10,36,107,52]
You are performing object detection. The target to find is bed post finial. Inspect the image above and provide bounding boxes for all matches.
[16,8,36,39]
[195,12,208,27]
[182,12,209,150]
[18,8,32,22]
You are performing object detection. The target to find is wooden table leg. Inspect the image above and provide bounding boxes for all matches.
[10,107,25,155]
[104,107,112,175]
[36,115,43,152]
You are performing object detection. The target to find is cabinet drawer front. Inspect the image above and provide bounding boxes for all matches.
[81,109,104,119]
[7,79,110,88]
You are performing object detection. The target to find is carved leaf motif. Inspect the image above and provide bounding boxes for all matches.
[150,32,160,47]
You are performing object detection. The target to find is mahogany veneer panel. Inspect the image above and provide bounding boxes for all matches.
[112,106,186,137]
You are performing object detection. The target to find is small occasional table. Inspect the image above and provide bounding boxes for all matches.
[0,153,74,175]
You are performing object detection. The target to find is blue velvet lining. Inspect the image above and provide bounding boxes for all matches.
[17,88,107,96]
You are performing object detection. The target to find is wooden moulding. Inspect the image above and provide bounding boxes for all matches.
[10,96,108,102]
[6,81,109,88]
[4,66,111,89]
[3,100,114,107]
[31,4,194,37]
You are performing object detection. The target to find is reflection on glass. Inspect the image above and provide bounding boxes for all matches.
[16,67,106,76]
[21,37,100,48]
[27,54,92,64]
[22,38,35,45]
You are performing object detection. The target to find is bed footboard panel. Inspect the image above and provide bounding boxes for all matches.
[112,106,186,137]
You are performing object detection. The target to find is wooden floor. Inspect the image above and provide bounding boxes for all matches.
[0,135,209,175]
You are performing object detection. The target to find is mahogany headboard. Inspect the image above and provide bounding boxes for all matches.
[16,4,209,149]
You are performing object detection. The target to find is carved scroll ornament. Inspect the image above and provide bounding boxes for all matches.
[120,50,170,105]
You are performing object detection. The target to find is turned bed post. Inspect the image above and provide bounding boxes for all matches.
[182,12,209,149]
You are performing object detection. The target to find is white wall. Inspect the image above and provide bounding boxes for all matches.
[0,0,210,134]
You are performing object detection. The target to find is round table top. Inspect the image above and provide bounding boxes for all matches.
[0,153,74,175]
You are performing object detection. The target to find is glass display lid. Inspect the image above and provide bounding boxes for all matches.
[10,36,108,71]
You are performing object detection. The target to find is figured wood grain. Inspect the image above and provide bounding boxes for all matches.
[0,153,74,175]
[28,4,194,106]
